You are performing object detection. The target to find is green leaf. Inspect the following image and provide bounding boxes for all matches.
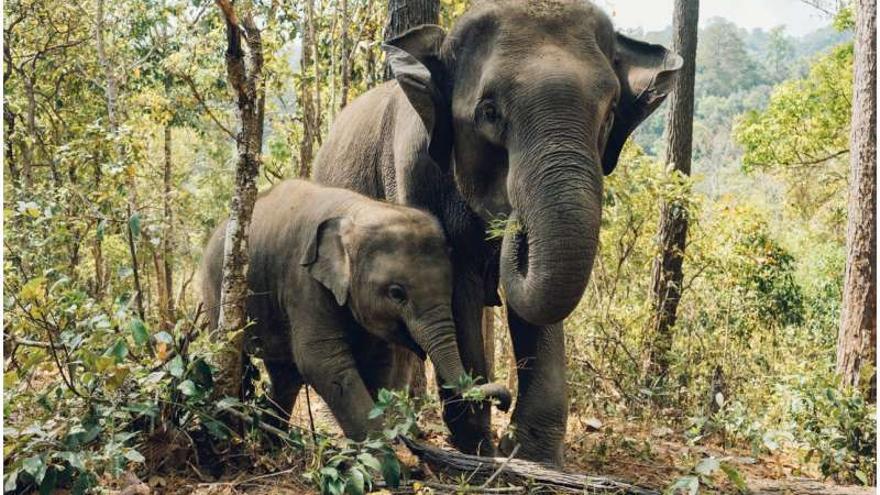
[357,453,382,473]
[124,449,145,463]
[4,469,19,493]
[129,318,149,347]
[720,463,748,493]
[129,213,141,239]
[381,452,401,489]
[106,339,129,363]
[168,355,185,378]
[854,470,868,485]
[666,475,699,495]
[345,467,365,495]
[695,457,720,476]
[22,455,43,478]
[367,406,384,420]
[177,380,197,396]
[57,451,85,471]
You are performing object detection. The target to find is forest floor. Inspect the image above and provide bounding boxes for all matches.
[106,389,874,495]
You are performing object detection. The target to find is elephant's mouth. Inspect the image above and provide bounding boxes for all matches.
[396,321,427,360]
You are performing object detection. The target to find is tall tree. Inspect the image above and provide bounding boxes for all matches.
[647,0,699,383]
[214,0,266,398]
[837,0,876,399]
[298,0,318,178]
[383,0,439,80]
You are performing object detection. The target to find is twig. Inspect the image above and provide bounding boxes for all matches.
[304,385,318,445]
[479,444,520,489]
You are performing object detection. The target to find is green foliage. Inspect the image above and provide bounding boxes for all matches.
[788,380,876,485]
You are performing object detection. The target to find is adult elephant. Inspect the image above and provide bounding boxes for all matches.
[312,0,681,465]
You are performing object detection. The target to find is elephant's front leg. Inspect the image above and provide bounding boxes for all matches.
[295,331,380,441]
[440,266,495,456]
[500,308,567,466]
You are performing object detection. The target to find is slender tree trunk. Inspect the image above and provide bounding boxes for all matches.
[646,0,699,385]
[92,155,105,298]
[340,0,351,109]
[162,121,175,328]
[96,0,145,320]
[215,0,265,399]
[383,0,439,80]
[298,0,316,178]
[22,77,35,190]
[837,0,876,401]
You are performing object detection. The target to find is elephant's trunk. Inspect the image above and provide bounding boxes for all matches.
[410,307,469,388]
[409,306,511,410]
[500,142,603,326]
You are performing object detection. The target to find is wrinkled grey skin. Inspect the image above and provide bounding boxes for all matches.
[313,0,680,464]
[201,180,511,441]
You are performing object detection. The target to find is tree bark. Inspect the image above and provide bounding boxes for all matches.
[340,0,351,109]
[215,0,265,399]
[96,0,145,320]
[646,0,699,384]
[162,122,175,328]
[383,0,439,80]
[298,0,316,178]
[837,0,876,401]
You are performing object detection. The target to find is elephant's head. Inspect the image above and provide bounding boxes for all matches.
[301,208,511,411]
[384,0,682,326]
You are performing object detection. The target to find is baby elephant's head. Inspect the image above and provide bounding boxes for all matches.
[301,206,510,411]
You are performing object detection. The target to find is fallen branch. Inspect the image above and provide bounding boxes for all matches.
[401,437,658,494]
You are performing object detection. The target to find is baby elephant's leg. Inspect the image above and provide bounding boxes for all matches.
[296,338,380,440]
[263,358,303,430]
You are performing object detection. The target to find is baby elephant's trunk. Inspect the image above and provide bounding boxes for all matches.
[411,307,512,412]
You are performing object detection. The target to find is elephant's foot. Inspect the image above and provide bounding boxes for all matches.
[443,402,497,456]
[498,418,565,467]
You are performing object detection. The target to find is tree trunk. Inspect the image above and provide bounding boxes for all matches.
[215,0,265,400]
[298,0,316,178]
[96,0,145,320]
[162,122,175,328]
[837,0,876,401]
[22,77,35,190]
[646,0,699,385]
[340,0,350,109]
[383,0,439,80]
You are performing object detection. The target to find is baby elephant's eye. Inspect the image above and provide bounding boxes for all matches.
[387,284,408,304]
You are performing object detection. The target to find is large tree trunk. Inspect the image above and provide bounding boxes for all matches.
[646,0,699,384]
[837,0,876,401]
[214,0,265,399]
[383,0,439,80]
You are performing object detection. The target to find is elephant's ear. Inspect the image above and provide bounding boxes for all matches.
[382,25,448,145]
[603,33,683,175]
[300,217,352,306]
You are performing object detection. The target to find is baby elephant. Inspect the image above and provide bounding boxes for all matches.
[201,179,510,441]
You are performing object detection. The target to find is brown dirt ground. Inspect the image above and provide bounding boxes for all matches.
[102,388,874,495]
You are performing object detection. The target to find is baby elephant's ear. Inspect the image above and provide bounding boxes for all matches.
[300,217,352,306]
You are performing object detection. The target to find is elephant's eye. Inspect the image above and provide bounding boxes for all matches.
[477,99,501,125]
[387,284,408,304]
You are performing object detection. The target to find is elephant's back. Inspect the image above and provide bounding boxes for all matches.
[313,81,402,200]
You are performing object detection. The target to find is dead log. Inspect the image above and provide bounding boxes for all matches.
[749,478,875,495]
[401,437,659,494]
